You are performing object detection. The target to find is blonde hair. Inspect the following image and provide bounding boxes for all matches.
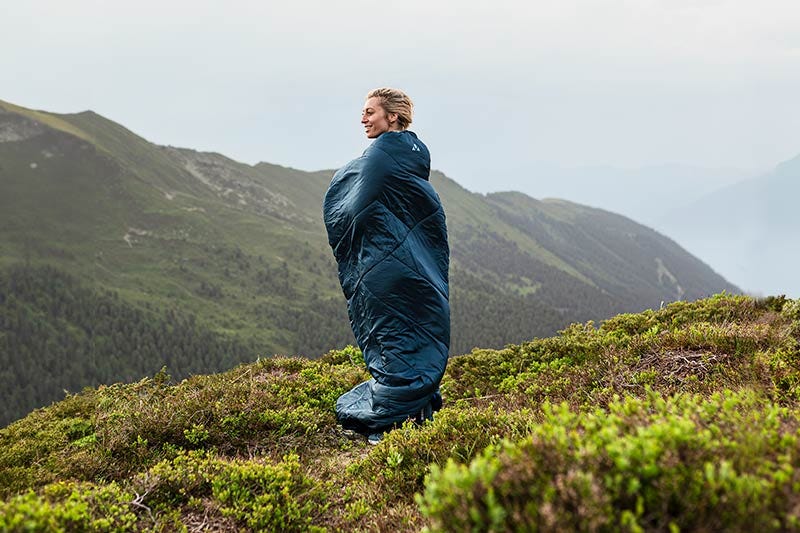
[367,87,413,130]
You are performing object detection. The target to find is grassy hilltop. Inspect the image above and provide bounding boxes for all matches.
[2,293,800,531]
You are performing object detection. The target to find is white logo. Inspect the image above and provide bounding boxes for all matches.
[412,143,420,152]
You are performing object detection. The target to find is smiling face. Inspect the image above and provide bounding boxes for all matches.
[361,96,400,139]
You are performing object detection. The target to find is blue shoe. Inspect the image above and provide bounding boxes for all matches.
[367,432,383,445]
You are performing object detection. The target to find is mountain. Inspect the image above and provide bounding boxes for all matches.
[2,294,799,530]
[493,162,754,226]
[656,152,800,297]
[0,98,738,425]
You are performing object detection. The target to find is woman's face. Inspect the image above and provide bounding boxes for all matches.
[362,96,398,139]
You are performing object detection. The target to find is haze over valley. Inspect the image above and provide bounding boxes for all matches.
[501,158,800,298]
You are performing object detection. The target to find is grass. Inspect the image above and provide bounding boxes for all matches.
[2,294,800,531]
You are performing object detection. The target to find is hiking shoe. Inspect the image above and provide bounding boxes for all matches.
[367,432,384,445]
[413,402,434,425]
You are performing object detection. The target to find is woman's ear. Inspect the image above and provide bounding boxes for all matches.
[388,112,399,125]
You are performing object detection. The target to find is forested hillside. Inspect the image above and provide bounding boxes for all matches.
[0,266,258,424]
[0,98,739,425]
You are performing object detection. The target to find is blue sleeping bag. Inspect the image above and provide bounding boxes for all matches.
[323,130,450,434]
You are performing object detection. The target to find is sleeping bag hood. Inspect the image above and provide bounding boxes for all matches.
[323,130,450,433]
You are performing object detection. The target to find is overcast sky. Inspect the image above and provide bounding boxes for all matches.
[3,0,800,193]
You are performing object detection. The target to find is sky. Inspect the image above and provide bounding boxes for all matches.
[3,0,800,195]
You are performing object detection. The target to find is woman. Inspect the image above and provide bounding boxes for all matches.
[323,88,450,444]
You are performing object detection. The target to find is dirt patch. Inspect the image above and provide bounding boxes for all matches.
[637,349,728,382]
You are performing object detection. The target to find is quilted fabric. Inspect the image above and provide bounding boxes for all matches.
[323,130,450,433]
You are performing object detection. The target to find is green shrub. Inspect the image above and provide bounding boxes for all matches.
[0,481,138,532]
[419,390,800,532]
[212,453,327,532]
[0,356,368,496]
[351,407,537,500]
[442,323,607,402]
[0,392,102,496]
[782,298,800,321]
[140,449,329,531]
[319,345,365,368]
[444,299,797,414]
[656,294,761,328]
[4,294,800,531]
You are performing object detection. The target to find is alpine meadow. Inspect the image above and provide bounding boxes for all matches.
[5,100,800,531]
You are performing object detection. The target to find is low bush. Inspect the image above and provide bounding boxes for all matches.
[350,406,537,500]
[3,297,800,530]
[0,353,369,497]
[419,390,800,532]
[0,481,139,532]
[138,450,329,531]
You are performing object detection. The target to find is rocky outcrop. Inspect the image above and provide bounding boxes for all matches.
[0,107,46,143]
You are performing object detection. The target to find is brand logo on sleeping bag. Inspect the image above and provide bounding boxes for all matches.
[412,143,420,152]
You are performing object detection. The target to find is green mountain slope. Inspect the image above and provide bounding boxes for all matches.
[485,192,728,305]
[1,295,799,530]
[0,98,739,425]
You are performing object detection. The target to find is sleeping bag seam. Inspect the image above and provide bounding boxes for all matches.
[388,245,449,302]
[327,150,394,253]
[360,280,449,352]
[328,143,432,254]
[350,205,444,297]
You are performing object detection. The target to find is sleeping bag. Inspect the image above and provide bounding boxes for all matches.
[323,130,450,434]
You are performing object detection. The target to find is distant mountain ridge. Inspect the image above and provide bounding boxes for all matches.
[0,98,739,425]
[494,162,755,226]
[657,152,800,297]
